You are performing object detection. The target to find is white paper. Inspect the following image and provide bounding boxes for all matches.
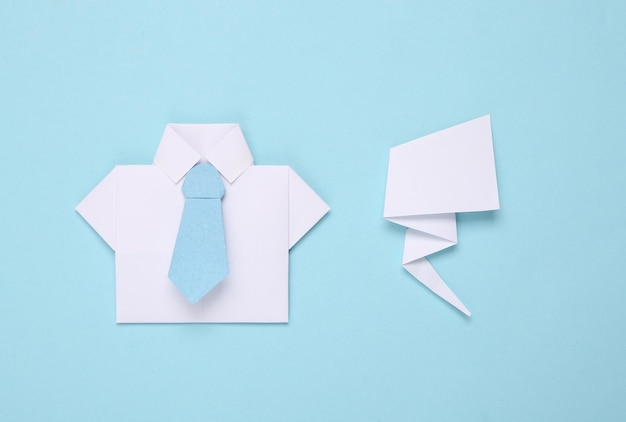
[76,124,329,323]
[288,168,330,249]
[75,168,117,250]
[384,115,500,316]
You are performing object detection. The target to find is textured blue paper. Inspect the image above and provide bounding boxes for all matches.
[2,1,626,421]
[169,164,228,304]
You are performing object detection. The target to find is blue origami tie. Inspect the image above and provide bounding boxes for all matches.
[169,163,229,304]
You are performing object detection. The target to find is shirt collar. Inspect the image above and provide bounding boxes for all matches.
[153,124,254,184]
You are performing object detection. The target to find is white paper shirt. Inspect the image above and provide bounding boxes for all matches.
[77,124,329,323]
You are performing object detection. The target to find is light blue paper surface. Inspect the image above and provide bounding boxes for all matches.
[169,164,228,304]
[2,1,626,421]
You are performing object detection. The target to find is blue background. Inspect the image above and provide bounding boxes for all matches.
[1,1,625,420]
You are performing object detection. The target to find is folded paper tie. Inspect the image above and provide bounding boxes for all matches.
[168,163,229,304]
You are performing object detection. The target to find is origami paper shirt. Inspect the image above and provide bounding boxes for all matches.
[77,124,329,323]
[383,115,500,316]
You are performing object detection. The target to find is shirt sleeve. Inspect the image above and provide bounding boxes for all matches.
[75,167,117,250]
[287,167,330,249]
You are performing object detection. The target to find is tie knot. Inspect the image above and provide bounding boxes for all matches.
[182,164,225,199]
